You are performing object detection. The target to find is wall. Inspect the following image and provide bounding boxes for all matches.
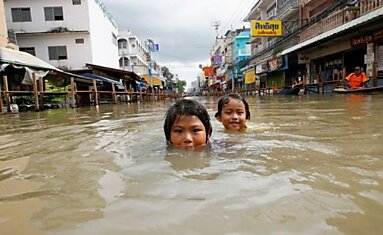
[88,0,119,68]
[4,0,90,33]
[17,32,92,70]
[0,0,8,47]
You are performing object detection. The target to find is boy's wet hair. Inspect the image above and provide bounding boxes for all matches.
[164,99,212,143]
[215,93,250,120]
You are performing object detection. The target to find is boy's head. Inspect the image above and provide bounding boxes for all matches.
[164,99,212,148]
[215,94,250,131]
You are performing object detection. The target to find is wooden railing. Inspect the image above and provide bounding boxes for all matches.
[299,7,360,42]
[360,0,383,15]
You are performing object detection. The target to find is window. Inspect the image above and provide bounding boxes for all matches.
[72,0,81,5]
[48,46,67,60]
[11,8,31,22]
[118,39,127,49]
[20,47,36,56]
[75,38,84,44]
[44,7,63,21]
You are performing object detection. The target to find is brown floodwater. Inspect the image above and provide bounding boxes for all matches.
[0,94,383,235]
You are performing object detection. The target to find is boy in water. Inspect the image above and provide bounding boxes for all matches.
[164,99,212,149]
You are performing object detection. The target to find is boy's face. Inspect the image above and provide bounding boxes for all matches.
[170,115,207,149]
[216,98,247,131]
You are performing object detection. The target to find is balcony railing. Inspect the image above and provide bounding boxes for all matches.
[299,6,360,42]
[360,0,383,15]
[277,0,299,18]
[7,30,17,44]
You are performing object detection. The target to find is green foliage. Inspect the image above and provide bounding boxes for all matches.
[176,80,187,93]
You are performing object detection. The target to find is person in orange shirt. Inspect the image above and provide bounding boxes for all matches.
[345,66,368,89]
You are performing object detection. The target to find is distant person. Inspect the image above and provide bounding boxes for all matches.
[215,93,250,131]
[164,99,212,149]
[293,70,303,87]
[345,66,368,89]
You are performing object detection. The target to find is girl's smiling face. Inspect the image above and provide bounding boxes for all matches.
[216,98,247,131]
[170,115,207,149]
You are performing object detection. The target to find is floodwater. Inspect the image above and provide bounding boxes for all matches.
[0,94,383,235]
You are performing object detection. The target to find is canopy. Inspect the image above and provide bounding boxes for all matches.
[81,73,123,86]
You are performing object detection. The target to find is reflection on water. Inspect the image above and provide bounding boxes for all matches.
[1,95,383,234]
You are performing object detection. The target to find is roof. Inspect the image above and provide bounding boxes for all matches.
[0,47,100,85]
[281,7,383,55]
[86,63,142,81]
[0,46,57,71]
[81,73,123,86]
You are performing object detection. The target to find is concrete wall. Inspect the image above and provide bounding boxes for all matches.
[0,0,8,47]
[88,0,118,68]
[4,0,119,69]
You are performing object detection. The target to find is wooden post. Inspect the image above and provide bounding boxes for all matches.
[111,83,117,104]
[39,76,44,111]
[93,79,99,106]
[124,81,128,103]
[372,62,377,87]
[3,75,11,112]
[32,73,40,112]
[71,77,76,108]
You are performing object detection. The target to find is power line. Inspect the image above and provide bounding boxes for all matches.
[220,0,258,34]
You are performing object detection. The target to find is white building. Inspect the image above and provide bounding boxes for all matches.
[4,0,119,70]
[118,31,149,75]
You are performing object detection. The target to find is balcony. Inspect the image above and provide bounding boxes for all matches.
[7,30,17,44]
[299,6,360,42]
[360,0,383,15]
[277,0,299,19]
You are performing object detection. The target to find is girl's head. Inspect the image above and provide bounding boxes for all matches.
[215,94,250,131]
[164,99,212,149]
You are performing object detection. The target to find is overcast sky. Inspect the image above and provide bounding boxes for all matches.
[102,0,257,87]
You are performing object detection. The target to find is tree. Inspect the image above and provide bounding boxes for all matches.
[176,80,187,93]
[162,66,175,90]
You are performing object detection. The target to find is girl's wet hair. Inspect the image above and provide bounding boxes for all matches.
[164,99,212,143]
[215,93,250,120]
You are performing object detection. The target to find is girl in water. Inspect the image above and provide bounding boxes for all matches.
[215,93,250,131]
[164,99,212,149]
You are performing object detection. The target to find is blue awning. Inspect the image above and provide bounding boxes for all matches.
[81,73,123,86]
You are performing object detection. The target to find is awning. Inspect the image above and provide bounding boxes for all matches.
[81,73,123,86]
[0,47,56,70]
[141,75,165,86]
[86,63,142,81]
[0,47,98,85]
[281,7,383,55]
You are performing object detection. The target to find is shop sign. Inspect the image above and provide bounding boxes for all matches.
[268,56,284,71]
[251,20,282,37]
[351,28,383,47]
[298,53,310,64]
[256,63,268,74]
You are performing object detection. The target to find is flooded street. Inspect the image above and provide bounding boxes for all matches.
[1,94,383,235]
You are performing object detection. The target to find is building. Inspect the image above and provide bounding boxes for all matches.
[4,0,119,70]
[118,30,149,75]
[281,0,383,91]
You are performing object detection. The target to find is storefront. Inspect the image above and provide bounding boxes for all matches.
[267,55,288,88]
[256,62,268,88]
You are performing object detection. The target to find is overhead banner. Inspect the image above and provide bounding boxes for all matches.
[251,20,282,37]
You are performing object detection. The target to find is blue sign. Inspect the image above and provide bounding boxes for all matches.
[150,44,159,52]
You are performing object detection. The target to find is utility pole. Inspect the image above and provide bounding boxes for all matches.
[211,21,220,38]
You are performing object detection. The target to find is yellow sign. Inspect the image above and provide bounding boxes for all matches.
[142,75,164,86]
[251,20,282,37]
[245,70,256,84]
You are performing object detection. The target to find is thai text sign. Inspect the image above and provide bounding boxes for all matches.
[251,20,282,37]
[351,28,383,47]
